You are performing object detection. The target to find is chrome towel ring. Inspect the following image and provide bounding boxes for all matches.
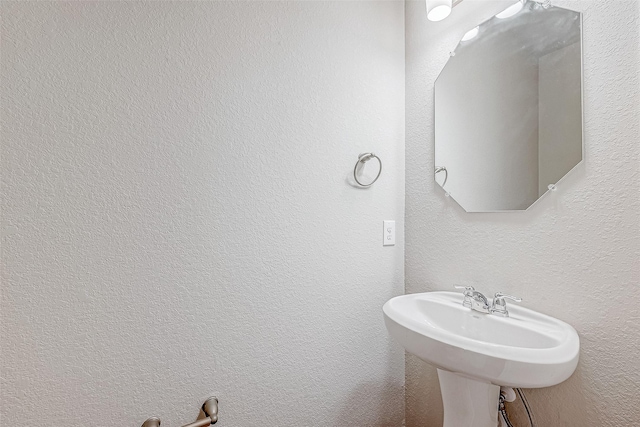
[353,153,382,187]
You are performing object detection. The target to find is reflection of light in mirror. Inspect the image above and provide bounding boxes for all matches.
[426,0,452,22]
[496,1,524,19]
[461,26,479,41]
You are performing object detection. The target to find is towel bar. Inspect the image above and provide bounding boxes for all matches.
[141,397,218,427]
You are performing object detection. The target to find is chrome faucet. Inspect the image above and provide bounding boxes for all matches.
[454,286,490,314]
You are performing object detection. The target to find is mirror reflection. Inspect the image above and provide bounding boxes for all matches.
[435,1,582,212]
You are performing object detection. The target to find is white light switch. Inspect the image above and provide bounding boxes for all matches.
[383,220,396,246]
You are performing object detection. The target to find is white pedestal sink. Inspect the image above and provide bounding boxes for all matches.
[383,291,580,427]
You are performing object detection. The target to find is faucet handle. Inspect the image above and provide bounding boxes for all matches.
[491,292,522,317]
[454,285,475,295]
[454,286,476,309]
[494,292,522,302]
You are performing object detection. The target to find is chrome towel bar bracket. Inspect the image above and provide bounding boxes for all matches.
[141,397,218,427]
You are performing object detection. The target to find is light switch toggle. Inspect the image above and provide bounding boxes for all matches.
[383,220,396,246]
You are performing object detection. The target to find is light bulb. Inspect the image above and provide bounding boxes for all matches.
[426,0,452,22]
[461,26,479,41]
[496,1,524,19]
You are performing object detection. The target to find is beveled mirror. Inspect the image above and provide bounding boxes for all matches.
[435,0,583,212]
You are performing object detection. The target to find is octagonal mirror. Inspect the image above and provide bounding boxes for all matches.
[435,0,583,212]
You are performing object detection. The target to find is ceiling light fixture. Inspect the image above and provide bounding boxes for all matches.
[461,26,479,41]
[496,0,525,19]
[426,0,453,22]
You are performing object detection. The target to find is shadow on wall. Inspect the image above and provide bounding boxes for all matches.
[405,355,443,427]
[406,356,601,427]
[336,378,405,427]
[505,363,596,427]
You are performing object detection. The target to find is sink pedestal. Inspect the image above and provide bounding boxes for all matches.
[438,369,500,427]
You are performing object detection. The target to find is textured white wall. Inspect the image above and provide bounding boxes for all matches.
[0,2,405,426]
[406,0,639,426]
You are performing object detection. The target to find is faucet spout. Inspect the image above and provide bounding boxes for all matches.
[454,286,490,314]
[468,291,490,313]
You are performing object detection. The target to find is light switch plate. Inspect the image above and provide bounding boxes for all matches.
[383,220,396,246]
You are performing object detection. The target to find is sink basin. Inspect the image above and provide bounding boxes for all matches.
[383,291,580,427]
[383,291,579,387]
